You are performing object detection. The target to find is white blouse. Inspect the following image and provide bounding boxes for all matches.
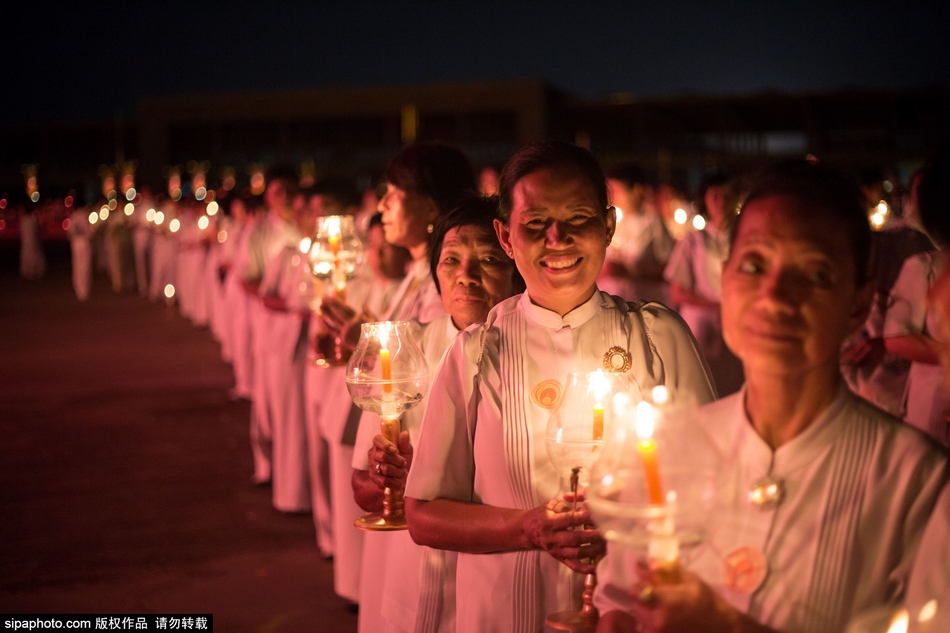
[595,386,948,633]
[406,289,717,633]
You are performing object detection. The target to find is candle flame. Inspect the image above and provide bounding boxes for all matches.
[636,401,655,440]
[378,322,391,349]
[886,610,908,633]
[327,215,341,238]
[651,385,669,405]
[590,369,610,402]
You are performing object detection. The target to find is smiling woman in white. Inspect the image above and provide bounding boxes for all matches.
[404,142,716,633]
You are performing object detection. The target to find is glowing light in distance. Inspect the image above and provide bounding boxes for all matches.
[206,201,219,216]
[171,189,182,202]
[124,203,134,216]
[125,188,136,200]
[298,237,312,253]
[692,215,707,230]
[164,284,176,299]
[99,208,110,221]
[145,208,156,222]
[217,230,227,243]
[169,219,181,233]
[197,216,210,230]
[883,180,894,193]
[195,186,207,201]
[89,211,99,224]
[62,218,71,231]
[674,208,688,224]
[30,192,40,202]
[651,385,669,404]
[154,211,165,225]
[0,199,6,209]
[871,212,886,229]
[918,600,937,623]
[64,195,74,207]
[877,201,889,215]
[107,199,117,210]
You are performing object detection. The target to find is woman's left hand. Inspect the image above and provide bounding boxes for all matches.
[367,430,413,492]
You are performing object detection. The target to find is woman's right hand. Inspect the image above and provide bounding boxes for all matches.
[523,498,605,574]
[319,295,358,338]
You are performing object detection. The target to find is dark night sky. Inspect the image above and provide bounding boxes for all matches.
[3,0,950,124]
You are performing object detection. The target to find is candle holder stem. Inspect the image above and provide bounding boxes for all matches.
[354,414,408,532]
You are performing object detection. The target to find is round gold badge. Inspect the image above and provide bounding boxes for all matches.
[530,379,563,409]
[603,346,632,372]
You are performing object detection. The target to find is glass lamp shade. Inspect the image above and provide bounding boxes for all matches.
[545,370,639,489]
[345,321,429,420]
[587,387,724,569]
[308,215,363,292]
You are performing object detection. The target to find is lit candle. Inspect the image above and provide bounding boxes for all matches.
[636,401,664,505]
[328,216,341,256]
[379,325,392,393]
[592,403,604,441]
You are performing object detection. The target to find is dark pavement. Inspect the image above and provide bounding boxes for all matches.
[0,244,358,632]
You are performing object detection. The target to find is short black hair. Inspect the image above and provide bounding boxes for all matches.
[385,142,477,216]
[429,194,524,296]
[498,141,609,222]
[733,159,871,287]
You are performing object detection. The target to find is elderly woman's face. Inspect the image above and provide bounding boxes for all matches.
[377,183,436,252]
[496,166,613,316]
[437,224,516,330]
[721,194,870,380]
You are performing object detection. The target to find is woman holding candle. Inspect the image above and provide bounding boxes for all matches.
[316,142,476,630]
[404,141,716,633]
[595,161,949,633]
[352,194,523,633]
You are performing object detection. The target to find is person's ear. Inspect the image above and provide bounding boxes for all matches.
[605,206,617,244]
[494,218,513,259]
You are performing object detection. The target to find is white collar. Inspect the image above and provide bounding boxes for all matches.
[519,289,602,330]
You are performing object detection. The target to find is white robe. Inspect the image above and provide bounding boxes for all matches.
[354,259,446,633]
[663,225,743,396]
[351,314,460,633]
[405,290,717,633]
[594,386,948,633]
[68,209,93,301]
[884,251,950,445]
[305,272,404,602]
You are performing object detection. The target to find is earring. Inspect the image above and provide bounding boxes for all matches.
[427,223,433,234]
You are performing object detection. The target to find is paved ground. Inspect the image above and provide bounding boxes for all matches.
[0,243,358,632]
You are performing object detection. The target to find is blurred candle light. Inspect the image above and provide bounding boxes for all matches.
[169,219,181,233]
[206,201,219,216]
[197,216,210,230]
[674,208,688,225]
[692,215,706,231]
[145,208,156,222]
[124,203,134,216]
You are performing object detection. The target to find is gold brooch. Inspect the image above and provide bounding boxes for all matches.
[530,379,562,409]
[603,346,631,372]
